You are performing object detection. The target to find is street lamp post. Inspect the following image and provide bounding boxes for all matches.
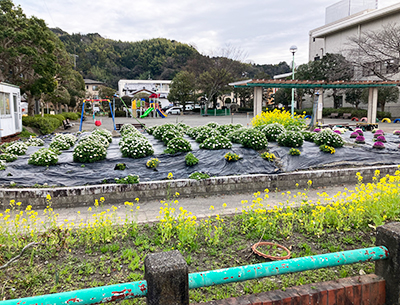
[290,45,297,118]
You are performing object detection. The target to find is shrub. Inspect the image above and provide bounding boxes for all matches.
[227,128,245,144]
[206,122,219,128]
[115,174,139,184]
[189,172,210,180]
[153,124,180,140]
[146,158,160,168]
[176,122,190,132]
[185,153,199,166]
[313,128,321,133]
[53,134,77,147]
[0,160,5,170]
[6,142,28,155]
[313,129,344,148]
[186,127,200,138]
[261,123,285,141]
[277,131,304,148]
[350,132,359,138]
[393,130,400,135]
[239,129,268,150]
[145,125,158,135]
[261,152,276,161]
[224,152,240,162]
[114,163,126,170]
[28,148,58,166]
[0,153,18,162]
[289,148,301,156]
[200,135,232,150]
[50,138,71,151]
[23,116,61,135]
[62,112,80,120]
[25,138,44,146]
[319,145,335,154]
[166,137,192,153]
[80,134,110,148]
[285,125,303,132]
[355,136,365,144]
[120,124,138,137]
[195,127,221,143]
[252,108,306,130]
[92,129,113,144]
[302,131,316,142]
[373,132,384,138]
[355,129,363,135]
[73,140,107,163]
[373,141,385,149]
[119,137,154,159]
[162,129,182,144]
[216,124,236,136]
[374,135,387,143]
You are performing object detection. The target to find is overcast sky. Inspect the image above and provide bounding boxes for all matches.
[12,0,400,66]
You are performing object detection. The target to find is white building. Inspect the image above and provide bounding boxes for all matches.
[308,1,400,113]
[0,82,22,139]
[118,80,172,108]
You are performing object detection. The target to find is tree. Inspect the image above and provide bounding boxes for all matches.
[296,53,354,108]
[0,0,60,115]
[274,88,292,108]
[196,46,245,109]
[344,88,363,109]
[99,85,116,100]
[167,71,196,110]
[361,87,399,112]
[346,23,400,80]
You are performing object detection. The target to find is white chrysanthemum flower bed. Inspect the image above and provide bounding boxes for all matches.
[28,148,58,166]
[119,136,154,159]
[227,128,246,144]
[277,131,304,148]
[262,123,285,142]
[0,153,18,162]
[162,129,182,144]
[92,129,112,144]
[120,124,139,137]
[73,139,107,163]
[26,138,44,147]
[195,127,221,143]
[166,137,192,153]
[50,138,71,151]
[53,134,77,147]
[239,129,268,150]
[200,135,232,150]
[153,124,181,140]
[79,134,110,148]
[313,129,345,148]
[0,160,6,170]
[6,142,28,156]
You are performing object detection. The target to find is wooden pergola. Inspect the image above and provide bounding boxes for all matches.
[230,79,400,124]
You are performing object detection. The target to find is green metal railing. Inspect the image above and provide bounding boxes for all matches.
[0,246,388,305]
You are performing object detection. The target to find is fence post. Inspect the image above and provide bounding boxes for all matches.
[376,222,400,304]
[144,250,188,305]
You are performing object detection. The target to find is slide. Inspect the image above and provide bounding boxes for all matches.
[140,107,154,118]
[156,108,167,118]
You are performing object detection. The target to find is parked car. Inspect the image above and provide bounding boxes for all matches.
[166,107,182,115]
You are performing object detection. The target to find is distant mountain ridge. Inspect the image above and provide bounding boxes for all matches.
[50,28,291,89]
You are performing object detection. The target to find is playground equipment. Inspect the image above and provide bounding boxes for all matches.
[304,115,311,119]
[382,118,392,123]
[394,118,400,123]
[351,117,359,121]
[360,117,368,122]
[80,99,116,131]
[140,107,154,118]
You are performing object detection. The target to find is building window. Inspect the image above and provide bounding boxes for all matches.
[92,85,98,91]
[0,92,11,115]
[86,85,89,89]
[362,59,399,76]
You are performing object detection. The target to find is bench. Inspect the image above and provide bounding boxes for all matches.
[115,123,146,130]
[327,113,339,118]
[62,120,73,129]
[342,113,352,119]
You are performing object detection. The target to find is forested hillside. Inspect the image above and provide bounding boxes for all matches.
[51,28,291,88]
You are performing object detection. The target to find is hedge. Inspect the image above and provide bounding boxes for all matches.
[22,116,62,135]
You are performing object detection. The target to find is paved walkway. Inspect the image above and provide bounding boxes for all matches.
[6,183,354,228]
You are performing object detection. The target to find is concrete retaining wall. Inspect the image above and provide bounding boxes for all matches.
[0,164,398,209]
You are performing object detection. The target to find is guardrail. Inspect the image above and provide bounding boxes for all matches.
[0,246,388,305]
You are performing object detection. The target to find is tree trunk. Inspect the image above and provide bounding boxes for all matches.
[381,102,385,112]
[27,93,36,116]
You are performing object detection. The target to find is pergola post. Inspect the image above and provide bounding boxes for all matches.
[367,87,378,124]
[254,86,263,117]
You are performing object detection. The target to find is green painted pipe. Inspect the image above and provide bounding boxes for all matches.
[188,246,388,289]
[0,246,388,304]
[0,280,147,305]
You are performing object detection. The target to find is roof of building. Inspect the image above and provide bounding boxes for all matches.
[310,3,400,38]
[84,79,104,85]
[231,79,400,89]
